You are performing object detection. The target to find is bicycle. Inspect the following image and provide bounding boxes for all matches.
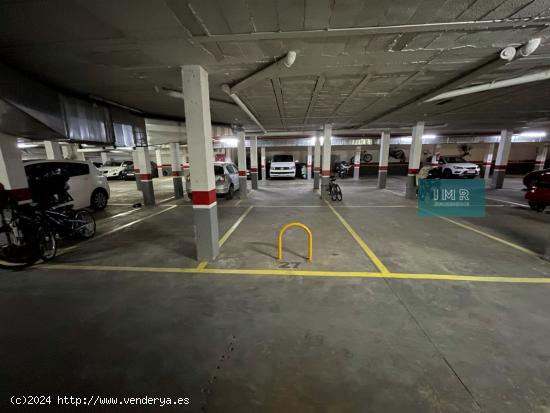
[336,161,353,179]
[327,176,343,201]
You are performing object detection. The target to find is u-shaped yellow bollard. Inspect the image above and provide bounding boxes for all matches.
[277,222,313,261]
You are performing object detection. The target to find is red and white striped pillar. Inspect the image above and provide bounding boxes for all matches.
[136,146,155,206]
[313,136,321,189]
[250,136,258,189]
[320,123,332,200]
[132,149,141,191]
[353,146,361,180]
[155,148,163,177]
[261,147,266,181]
[378,131,390,189]
[170,142,184,199]
[182,65,219,260]
[492,129,512,189]
[406,121,424,199]
[0,134,32,205]
[483,143,495,180]
[535,143,548,171]
[431,144,441,168]
[237,130,247,199]
[181,147,190,200]
[306,145,312,180]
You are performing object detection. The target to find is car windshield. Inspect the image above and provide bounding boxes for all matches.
[444,157,467,163]
[272,155,293,162]
[214,165,224,175]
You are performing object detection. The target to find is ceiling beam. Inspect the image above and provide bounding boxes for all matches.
[195,18,550,43]
[303,75,325,126]
[271,77,287,130]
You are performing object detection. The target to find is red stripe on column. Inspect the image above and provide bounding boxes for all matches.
[250,167,258,172]
[321,170,330,177]
[483,162,492,166]
[192,189,217,206]
[239,171,246,177]
[172,171,181,176]
[408,168,419,175]
[139,173,153,180]
[133,168,140,173]
[535,161,545,165]
[8,188,32,202]
[378,166,388,171]
[494,164,507,171]
[314,167,320,172]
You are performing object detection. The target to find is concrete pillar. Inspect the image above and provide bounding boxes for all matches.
[320,124,332,200]
[170,142,184,199]
[155,148,163,177]
[182,65,219,260]
[62,144,84,161]
[132,149,142,191]
[72,144,85,161]
[406,121,424,199]
[136,146,155,206]
[313,136,321,189]
[492,129,513,189]
[307,145,312,179]
[237,130,247,199]
[378,131,390,189]
[353,146,361,180]
[431,144,441,168]
[483,143,495,180]
[250,136,258,189]
[261,147,266,181]
[0,134,32,204]
[44,141,62,160]
[100,152,109,165]
[535,143,548,171]
[181,147,190,200]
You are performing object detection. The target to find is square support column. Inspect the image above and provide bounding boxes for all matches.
[406,121,424,199]
[0,134,32,204]
[313,136,321,189]
[136,146,155,206]
[353,146,361,180]
[182,65,219,260]
[306,145,312,179]
[483,143,495,180]
[155,148,163,177]
[132,149,142,191]
[237,130,247,199]
[320,124,332,200]
[378,131,390,189]
[431,144,441,167]
[535,143,548,171]
[492,129,513,189]
[170,142,184,199]
[261,147,266,180]
[100,152,109,165]
[44,141,62,160]
[250,136,258,189]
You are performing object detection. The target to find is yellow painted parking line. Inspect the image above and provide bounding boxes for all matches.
[439,216,540,257]
[195,205,255,271]
[38,263,550,284]
[325,200,390,274]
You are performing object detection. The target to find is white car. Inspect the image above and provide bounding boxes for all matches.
[438,156,480,178]
[24,160,110,210]
[270,155,296,178]
[98,161,134,180]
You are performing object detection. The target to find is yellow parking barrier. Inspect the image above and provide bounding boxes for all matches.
[277,222,313,261]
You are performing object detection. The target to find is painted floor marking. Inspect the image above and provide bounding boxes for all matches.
[196,205,254,270]
[486,197,529,208]
[39,264,550,284]
[438,216,540,257]
[325,200,390,274]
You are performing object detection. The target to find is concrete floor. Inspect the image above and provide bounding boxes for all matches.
[1,176,550,412]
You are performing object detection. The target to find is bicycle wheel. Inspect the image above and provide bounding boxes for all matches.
[362,153,373,163]
[335,184,343,201]
[330,186,337,201]
[74,210,96,239]
[37,227,56,261]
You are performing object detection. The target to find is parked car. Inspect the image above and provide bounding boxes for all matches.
[186,162,240,199]
[98,160,134,180]
[437,156,480,178]
[525,171,550,212]
[120,162,159,181]
[270,154,295,179]
[24,160,110,210]
[523,168,550,189]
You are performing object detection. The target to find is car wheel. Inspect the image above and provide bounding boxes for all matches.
[118,172,124,180]
[443,169,453,179]
[226,184,234,200]
[90,189,108,210]
[528,201,546,212]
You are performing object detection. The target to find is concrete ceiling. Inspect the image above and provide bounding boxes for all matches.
[1,0,550,135]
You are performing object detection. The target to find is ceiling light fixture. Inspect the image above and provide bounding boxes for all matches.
[519,131,547,138]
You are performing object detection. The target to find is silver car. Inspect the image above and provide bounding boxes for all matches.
[186,162,240,199]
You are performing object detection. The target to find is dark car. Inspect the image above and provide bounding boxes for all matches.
[523,168,550,189]
[525,172,550,212]
[121,162,159,180]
